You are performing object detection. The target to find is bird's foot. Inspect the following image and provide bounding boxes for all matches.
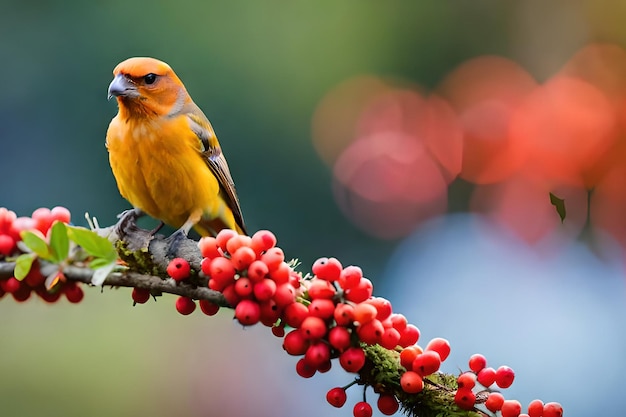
[149,221,165,236]
[114,208,154,251]
[164,228,188,258]
[114,208,144,235]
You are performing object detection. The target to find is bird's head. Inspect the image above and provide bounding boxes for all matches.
[108,57,190,118]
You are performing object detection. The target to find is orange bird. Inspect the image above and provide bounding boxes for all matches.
[106,57,247,237]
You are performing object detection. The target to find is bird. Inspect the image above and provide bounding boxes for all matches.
[106,57,247,240]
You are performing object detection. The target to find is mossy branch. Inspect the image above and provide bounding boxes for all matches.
[0,218,512,417]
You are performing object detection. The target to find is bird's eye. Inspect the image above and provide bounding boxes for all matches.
[143,73,157,85]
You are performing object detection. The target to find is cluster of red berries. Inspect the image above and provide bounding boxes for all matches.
[0,207,84,303]
[153,228,563,417]
[452,353,563,417]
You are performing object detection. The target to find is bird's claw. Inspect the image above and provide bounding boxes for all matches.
[164,229,188,258]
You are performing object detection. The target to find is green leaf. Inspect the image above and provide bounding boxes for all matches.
[89,257,114,269]
[14,253,36,280]
[549,192,566,223]
[66,226,116,261]
[20,230,50,259]
[48,221,69,263]
[91,261,116,286]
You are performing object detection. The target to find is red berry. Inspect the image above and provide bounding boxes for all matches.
[199,299,220,316]
[208,257,236,286]
[412,350,441,376]
[283,301,309,328]
[225,234,252,256]
[367,297,393,321]
[221,284,240,306]
[527,399,544,417]
[353,401,373,417]
[400,345,422,370]
[477,366,497,387]
[295,357,316,378]
[300,316,327,340]
[64,282,84,303]
[389,313,408,332]
[307,279,336,299]
[379,327,401,350]
[457,372,476,390]
[308,298,335,319]
[283,329,309,355]
[353,302,378,324]
[271,324,285,337]
[9,216,37,240]
[356,319,384,345]
[201,257,213,277]
[198,236,221,259]
[344,277,373,303]
[398,324,420,347]
[543,402,563,417]
[268,261,291,285]
[253,278,277,301]
[234,299,261,326]
[495,365,515,389]
[0,234,15,256]
[32,207,53,233]
[273,283,296,307]
[234,277,253,298]
[1,277,21,293]
[132,288,151,304]
[260,247,284,271]
[334,303,355,326]
[328,326,352,351]
[215,229,238,252]
[468,353,487,373]
[377,394,399,416]
[0,208,17,232]
[167,258,191,281]
[231,246,256,271]
[400,371,424,393]
[312,257,342,281]
[339,347,366,372]
[485,392,505,412]
[259,299,281,326]
[50,206,71,224]
[454,388,476,410]
[338,265,363,290]
[23,265,45,288]
[326,387,347,408]
[247,259,269,282]
[501,399,522,417]
[425,337,451,362]
[250,229,277,254]
[175,296,196,315]
[304,341,331,368]
[12,285,31,302]
[37,288,61,303]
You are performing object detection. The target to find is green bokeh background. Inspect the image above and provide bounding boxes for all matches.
[2,2,625,416]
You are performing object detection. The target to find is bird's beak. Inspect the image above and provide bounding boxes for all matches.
[108,74,135,100]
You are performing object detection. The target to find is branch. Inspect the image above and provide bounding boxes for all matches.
[0,261,229,306]
[0,207,563,417]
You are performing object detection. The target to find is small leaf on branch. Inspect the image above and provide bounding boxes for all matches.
[20,230,50,259]
[67,226,116,261]
[49,221,69,263]
[44,268,63,291]
[549,192,566,223]
[91,261,116,286]
[14,253,36,280]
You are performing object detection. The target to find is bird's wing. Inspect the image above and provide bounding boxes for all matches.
[186,108,247,234]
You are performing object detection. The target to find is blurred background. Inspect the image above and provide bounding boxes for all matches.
[1,1,625,416]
